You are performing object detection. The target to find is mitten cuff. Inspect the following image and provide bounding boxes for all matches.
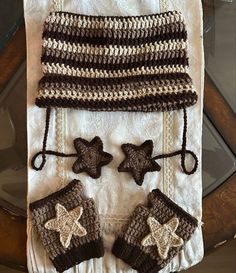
[52,238,104,272]
[113,237,162,273]
[30,180,104,272]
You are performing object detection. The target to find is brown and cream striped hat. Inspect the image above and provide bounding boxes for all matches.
[36,10,197,112]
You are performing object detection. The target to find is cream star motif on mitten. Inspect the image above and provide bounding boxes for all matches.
[141,216,184,259]
[44,203,87,248]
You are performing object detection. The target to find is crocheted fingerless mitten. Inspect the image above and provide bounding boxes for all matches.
[30,180,104,272]
[112,189,198,273]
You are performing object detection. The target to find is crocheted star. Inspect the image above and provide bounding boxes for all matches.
[118,140,161,185]
[72,136,113,179]
[141,217,184,260]
[44,203,87,248]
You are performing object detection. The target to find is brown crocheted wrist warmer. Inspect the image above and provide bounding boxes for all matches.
[29,180,104,272]
[112,189,198,273]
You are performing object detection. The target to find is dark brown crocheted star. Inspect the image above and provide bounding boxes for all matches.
[118,140,161,186]
[72,136,113,179]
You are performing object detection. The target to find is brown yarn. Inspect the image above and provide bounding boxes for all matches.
[30,180,104,272]
[39,73,193,88]
[31,113,113,179]
[32,107,51,171]
[118,107,198,185]
[118,140,161,185]
[112,188,198,273]
[153,108,198,175]
[36,10,198,112]
[28,108,81,169]
[72,136,113,178]
[32,108,198,179]
[32,10,199,179]
[35,91,197,112]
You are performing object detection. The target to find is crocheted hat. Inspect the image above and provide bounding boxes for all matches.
[36,10,197,111]
[30,180,104,272]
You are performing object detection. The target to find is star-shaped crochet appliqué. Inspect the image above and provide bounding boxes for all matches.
[72,136,113,179]
[141,217,184,260]
[44,203,87,249]
[118,140,161,185]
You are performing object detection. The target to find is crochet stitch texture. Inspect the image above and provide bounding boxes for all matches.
[72,136,113,178]
[30,180,104,272]
[112,188,198,272]
[118,140,161,185]
[141,216,183,259]
[44,203,87,249]
[36,10,198,111]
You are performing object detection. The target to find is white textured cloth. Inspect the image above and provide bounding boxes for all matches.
[25,0,204,272]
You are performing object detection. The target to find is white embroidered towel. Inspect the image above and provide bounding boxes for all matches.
[25,0,204,272]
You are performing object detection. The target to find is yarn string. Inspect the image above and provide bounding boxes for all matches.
[31,108,77,170]
[32,108,51,170]
[153,108,198,175]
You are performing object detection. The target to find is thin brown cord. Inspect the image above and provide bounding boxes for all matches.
[181,107,198,174]
[31,107,80,170]
[31,150,78,169]
[31,108,51,171]
[153,108,198,175]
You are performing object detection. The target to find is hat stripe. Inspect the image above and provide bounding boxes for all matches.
[46,11,184,30]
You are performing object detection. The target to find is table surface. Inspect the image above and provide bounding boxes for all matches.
[0,0,23,53]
